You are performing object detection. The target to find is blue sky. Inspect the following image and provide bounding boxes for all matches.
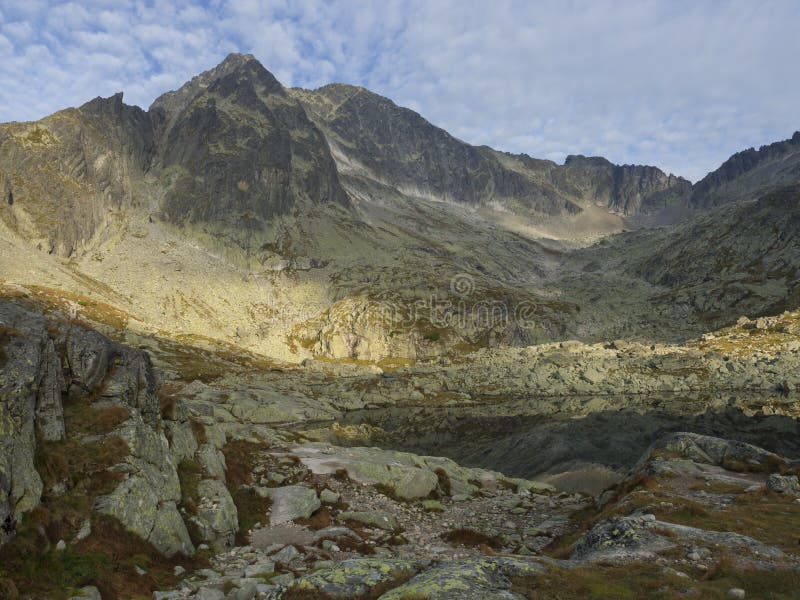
[1,0,799,181]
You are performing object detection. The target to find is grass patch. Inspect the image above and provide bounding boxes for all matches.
[177,459,203,518]
[512,562,800,599]
[222,440,272,543]
[434,468,452,497]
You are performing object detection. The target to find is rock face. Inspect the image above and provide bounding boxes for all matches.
[150,54,348,251]
[690,131,800,208]
[0,92,154,256]
[95,414,194,558]
[0,299,202,557]
[291,83,689,217]
[191,479,239,550]
[0,53,348,259]
[558,154,691,214]
[0,302,57,541]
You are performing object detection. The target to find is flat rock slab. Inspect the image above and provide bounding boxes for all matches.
[286,558,421,599]
[265,485,320,525]
[338,510,399,531]
[379,557,545,600]
[251,524,319,548]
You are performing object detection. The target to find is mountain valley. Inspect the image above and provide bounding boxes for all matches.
[1,53,799,599]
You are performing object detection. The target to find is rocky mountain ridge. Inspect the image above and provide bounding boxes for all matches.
[289,82,692,219]
[0,53,799,367]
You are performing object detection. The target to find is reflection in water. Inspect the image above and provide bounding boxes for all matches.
[337,392,800,486]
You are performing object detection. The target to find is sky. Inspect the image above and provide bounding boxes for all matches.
[1,1,799,182]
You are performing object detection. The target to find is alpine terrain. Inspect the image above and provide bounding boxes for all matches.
[1,54,799,599]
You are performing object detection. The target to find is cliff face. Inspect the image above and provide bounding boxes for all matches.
[291,83,689,217]
[0,93,154,256]
[0,54,349,258]
[690,131,800,208]
[556,155,692,214]
[150,54,348,250]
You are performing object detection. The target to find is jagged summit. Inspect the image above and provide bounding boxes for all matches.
[150,53,283,119]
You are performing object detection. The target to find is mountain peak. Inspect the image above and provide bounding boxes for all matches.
[149,52,281,119]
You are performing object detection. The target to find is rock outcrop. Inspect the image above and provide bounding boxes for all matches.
[150,54,348,251]
[0,302,56,542]
[690,131,800,208]
[0,300,203,556]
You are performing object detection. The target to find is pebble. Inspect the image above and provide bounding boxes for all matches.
[726,589,746,599]
[270,573,295,586]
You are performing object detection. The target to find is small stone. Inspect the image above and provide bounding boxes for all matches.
[272,545,301,564]
[766,474,800,496]
[74,519,92,542]
[320,489,340,504]
[244,561,275,578]
[321,540,340,552]
[55,539,66,551]
[421,499,444,512]
[134,565,147,576]
[727,589,746,599]
[174,565,186,576]
[270,573,295,586]
[198,543,210,551]
[266,486,321,524]
[69,586,101,600]
[235,583,258,600]
[195,588,225,600]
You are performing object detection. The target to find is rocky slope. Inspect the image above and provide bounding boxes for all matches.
[2,54,799,366]
[290,83,690,219]
[690,131,800,208]
[0,92,154,256]
[149,54,349,255]
[1,291,799,599]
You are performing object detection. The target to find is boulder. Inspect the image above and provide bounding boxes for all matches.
[766,474,800,496]
[284,558,420,598]
[378,557,545,600]
[191,479,239,550]
[648,432,784,470]
[265,485,320,525]
[338,510,398,531]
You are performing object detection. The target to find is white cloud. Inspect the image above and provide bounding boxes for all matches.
[0,0,798,181]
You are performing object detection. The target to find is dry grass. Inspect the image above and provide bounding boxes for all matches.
[440,528,503,549]
[0,323,20,365]
[513,562,800,599]
[222,440,273,543]
[295,506,333,530]
[0,436,207,599]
